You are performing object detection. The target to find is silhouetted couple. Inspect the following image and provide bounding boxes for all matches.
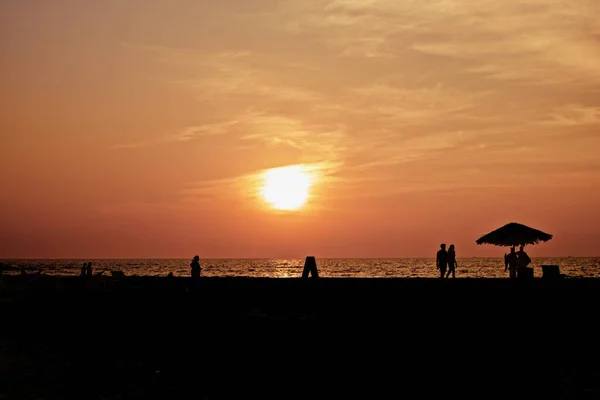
[504,245,531,279]
[436,243,458,279]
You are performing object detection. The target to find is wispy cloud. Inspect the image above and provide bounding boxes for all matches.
[275,0,600,85]
[121,0,600,198]
[112,120,240,149]
[543,104,600,127]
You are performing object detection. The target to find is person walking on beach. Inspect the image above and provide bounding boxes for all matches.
[445,244,457,279]
[86,262,93,277]
[436,244,448,279]
[190,255,202,278]
[505,246,518,279]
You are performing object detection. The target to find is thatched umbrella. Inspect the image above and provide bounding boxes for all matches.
[476,222,553,247]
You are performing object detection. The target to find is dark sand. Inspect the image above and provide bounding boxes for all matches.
[1,275,600,399]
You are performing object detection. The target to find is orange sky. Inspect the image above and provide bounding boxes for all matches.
[1,1,600,258]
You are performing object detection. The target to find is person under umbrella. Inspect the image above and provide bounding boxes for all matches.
[476,222,552,278]
[504,246,518,279]
[516,245,531,278]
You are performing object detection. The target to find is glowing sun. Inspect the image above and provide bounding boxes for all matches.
[261,165,313,210]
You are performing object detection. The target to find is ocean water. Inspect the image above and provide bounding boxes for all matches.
[1,257,599,278]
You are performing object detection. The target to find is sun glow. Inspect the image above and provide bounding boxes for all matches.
[261,165,314,211]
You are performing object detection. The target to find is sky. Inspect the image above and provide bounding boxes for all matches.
[1,0,600,258]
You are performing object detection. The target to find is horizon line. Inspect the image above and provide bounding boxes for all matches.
[1,256,596,260]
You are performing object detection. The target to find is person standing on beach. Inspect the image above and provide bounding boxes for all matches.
[86,262,93,277]
[190,255,202,278]
[445,244,457,279]
[516,245,531,278]
[190,255,202,292]
[436,244,448,279]
[505,246,518,279]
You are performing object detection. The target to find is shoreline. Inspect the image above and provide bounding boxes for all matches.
[4,256,599,279]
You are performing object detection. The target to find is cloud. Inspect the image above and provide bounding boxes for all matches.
[112,121,240,149]
[543,104,600,127]
[175,121,240,142]
[276,0,600,84]
[235,111,347,160]
[121,0,600,199]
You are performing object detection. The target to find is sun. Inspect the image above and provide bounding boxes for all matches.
[261,165,313,210]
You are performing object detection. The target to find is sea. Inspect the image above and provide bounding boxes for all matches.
[1,257,599,278]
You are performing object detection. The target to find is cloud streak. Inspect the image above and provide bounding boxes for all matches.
[113,120,240,149]
[122,0,600,198]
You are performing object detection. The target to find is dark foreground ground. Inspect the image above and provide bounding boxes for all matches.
[1,276,600,399]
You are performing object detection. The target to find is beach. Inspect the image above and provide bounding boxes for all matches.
[1,275,600,399]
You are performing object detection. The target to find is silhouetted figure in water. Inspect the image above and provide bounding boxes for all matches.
[436,243,448,279]
[516,245,531,278]
[446,244,457,279]
[86,262,93,277]
[504,246,518,279]
[80,263,87,276]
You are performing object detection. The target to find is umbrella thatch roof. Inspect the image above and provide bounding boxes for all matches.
[475,222,553,247]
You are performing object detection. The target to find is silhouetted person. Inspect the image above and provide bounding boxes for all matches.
[505,246,517,279]
[446,244,457,279]
[80,263,87,276]
[516,245,531,279]
[190,255,202,292]
[436,243,448,279]
[190,255,202,278]
[86,262,93,277]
